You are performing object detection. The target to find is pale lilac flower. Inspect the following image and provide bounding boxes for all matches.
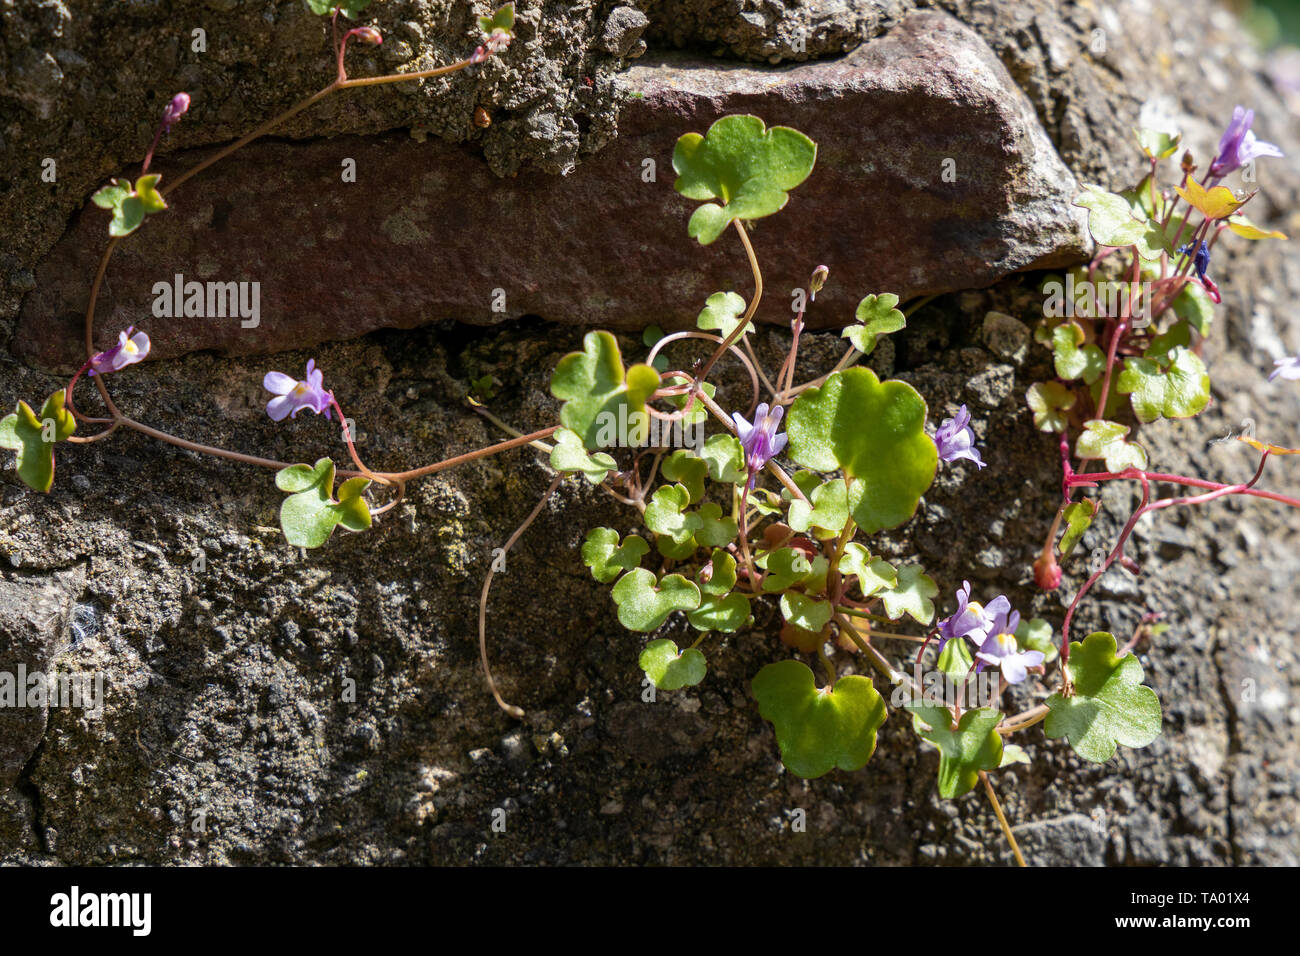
[973,631,1043,685]
[263,359,334,421]
[935,581,1013,652]
[1209,106,1283,179]
[934,404,985,468]
[88,327,150,376]
[732,402,788,481]
[1268,355,1300,382]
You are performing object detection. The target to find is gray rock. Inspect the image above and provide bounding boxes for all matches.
[0,566,86,788]
[1012,813,1107,867]
[15,11,1089,369]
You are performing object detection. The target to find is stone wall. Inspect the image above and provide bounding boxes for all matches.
[0,0,1297,864]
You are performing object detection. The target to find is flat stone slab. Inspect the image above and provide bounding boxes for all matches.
[15,11,1090,370]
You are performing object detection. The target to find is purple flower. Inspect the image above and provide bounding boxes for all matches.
[973,631,1043,685]
[935,581,1014,652]
[934,404,985,469]
[732,402,788,479]
[161,93,190,133]
[1269,355,1300,382]
[1177,242,1211,282]
[263,359,334,421]
[1177,241,1220,301]
[88,327,150,376]
[1209,106,1283,179]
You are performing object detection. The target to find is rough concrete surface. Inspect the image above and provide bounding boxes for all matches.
[0,0,1297,866]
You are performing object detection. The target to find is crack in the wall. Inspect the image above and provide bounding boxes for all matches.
[14,738,51,857]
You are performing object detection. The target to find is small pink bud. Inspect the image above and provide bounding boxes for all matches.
[1033,552,1062,590]
[162,92,190,131]
[348,26,383,46]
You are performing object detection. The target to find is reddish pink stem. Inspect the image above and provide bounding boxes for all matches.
[1060,452,1281,662]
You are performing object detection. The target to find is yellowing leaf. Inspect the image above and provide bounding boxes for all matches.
[1226,216,1287,240]
[1173,176,1245,220]
[1237,436,1300,455]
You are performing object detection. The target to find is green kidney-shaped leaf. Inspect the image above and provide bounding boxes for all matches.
[879,564,937,625]
[1026,381,1076,433]
[611,568,701,631]
[275,458,372,548]
[701,433,746,484]
[1075,419,1148,472]
[842,293,906,356]
[787,368,936,534]
[1074,184,1172,260]
[550,331,660,450]
[695,291,750,339]
[779,592,833,633]
[1116,347,1211,423]
[759,547,813,592]
[752,660,887,778]
[91,182,128,210]
[550,427,617,483]
[1015,617,1058,665]
[687,591,751,632]
[786,477,848,539]
[1053,323,1106,384]
[908,704,1004,798]
[581,527,649,583]
[110,195,145,237]
[672,114,817,245]
[639,639,707,690]
[838,543,897,598]
[661,449,707,504]
[0,391,77,493]
[693,502,738,548]
[697,548,737,596]
[1045,631,1161,763]
[644,483,702,559]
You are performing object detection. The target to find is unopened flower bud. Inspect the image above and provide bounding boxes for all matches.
[698,560,714,585]
[809,264,829,299]
[348,26,383,46]
[161,92,190,132]
[1033,552,1062,591]
[1181,150,1195,175]
[485,27,512,54]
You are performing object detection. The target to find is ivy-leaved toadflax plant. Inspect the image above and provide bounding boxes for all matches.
[7,1,1300,865]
